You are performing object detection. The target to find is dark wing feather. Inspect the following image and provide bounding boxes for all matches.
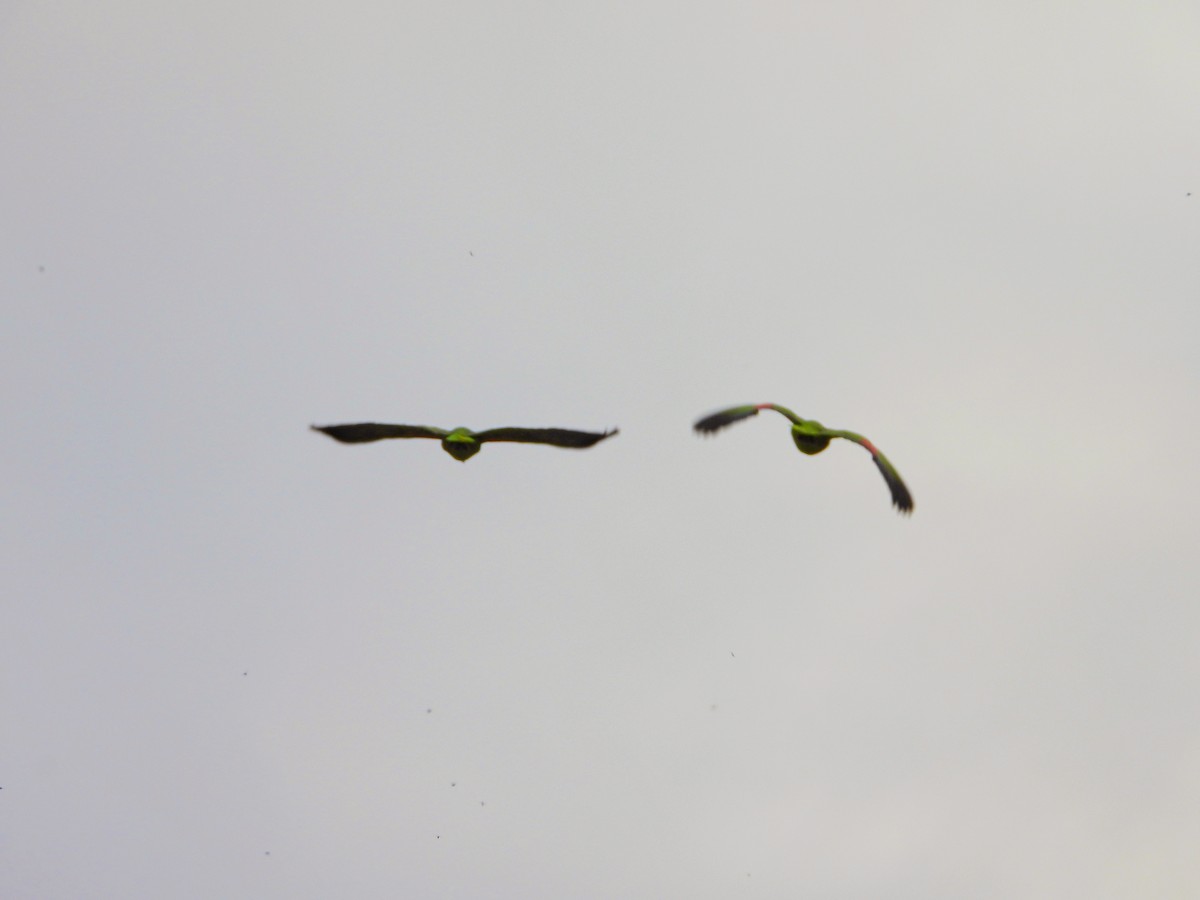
[870,455,914,514]
[693,405,761,434]
[828,429,914,515]
[311,423,447,443]
[472,427,618,448]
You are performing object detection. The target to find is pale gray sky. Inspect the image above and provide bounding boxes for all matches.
[4,2,1200,897]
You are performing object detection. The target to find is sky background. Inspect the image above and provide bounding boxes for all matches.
[4,2,1200,897]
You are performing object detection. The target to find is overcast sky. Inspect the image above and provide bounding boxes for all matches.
[5,2,1200,897]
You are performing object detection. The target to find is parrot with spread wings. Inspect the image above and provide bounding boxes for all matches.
[312,421,618,462]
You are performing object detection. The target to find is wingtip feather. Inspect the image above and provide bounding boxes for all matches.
[872,457,914,515]
[693,406,760,434]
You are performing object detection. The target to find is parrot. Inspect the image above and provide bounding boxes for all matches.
[694,403,912,514]
[312,422,618,462]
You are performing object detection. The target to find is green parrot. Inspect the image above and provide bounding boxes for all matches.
[312,422,618,462]
[694,403,913,514]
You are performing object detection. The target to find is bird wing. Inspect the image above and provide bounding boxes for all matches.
[757,403,806,425]
[472,427,618,448]
[693,405,762,433]
[694,403,808,433]
[826,430,914,514]
[311,423,448,443]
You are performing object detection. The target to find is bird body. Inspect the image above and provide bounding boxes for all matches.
[788,418,834,455]
[312,422,617,461]
[694,403,913,514]
[441,427,481,461]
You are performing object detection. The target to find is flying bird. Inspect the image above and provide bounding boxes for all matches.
[312,422,618,462]
[694,403,913,514]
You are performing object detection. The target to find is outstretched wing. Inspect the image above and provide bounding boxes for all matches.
[472,427,618,448]
[312,423,448,444]
[694,403,808,433]
[827,430,914,514]
[693,405,762,434]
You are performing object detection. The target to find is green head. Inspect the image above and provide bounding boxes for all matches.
[441,428,481,462]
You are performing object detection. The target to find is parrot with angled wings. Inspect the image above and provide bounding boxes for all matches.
[694,403,913,514]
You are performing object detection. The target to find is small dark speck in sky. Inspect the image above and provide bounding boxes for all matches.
[38,266,45,272]
[426,708,432,714]
[451,782,456,787]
